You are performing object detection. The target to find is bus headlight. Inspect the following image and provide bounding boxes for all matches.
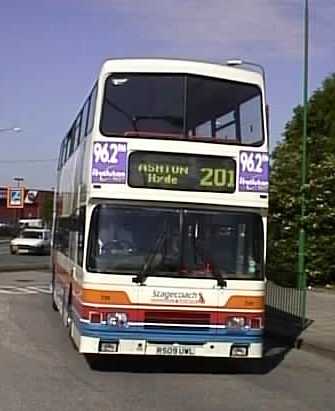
[231,345,248,357]
[226,316,246,328]
[106,312,128,328]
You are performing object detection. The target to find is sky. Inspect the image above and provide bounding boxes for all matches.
[0,0,334,190]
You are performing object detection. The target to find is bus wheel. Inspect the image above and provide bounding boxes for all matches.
[63,287,73,329]
[52,297,58,311]
[51,279,58,311]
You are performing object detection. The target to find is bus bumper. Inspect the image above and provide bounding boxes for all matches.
[71,323,263,358]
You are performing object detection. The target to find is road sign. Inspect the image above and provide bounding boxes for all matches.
[7,187,25,208]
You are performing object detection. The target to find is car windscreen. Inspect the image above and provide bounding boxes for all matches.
[100,73,264,146]
[21,231,43,239]
[87,204,264,280]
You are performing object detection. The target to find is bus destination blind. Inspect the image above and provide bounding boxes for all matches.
[128,152,236,193]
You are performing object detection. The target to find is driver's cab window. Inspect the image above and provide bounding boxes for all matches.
[97,212,134,255]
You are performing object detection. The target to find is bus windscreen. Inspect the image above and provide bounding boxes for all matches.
[100,74,263,145]
[87,205,264,280]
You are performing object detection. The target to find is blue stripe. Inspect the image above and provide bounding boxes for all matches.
[73,316,263,344]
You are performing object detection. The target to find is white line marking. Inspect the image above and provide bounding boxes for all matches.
[26,286,51,294]
[0,284,51,295]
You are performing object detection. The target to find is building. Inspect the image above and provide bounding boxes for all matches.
[0,187,53,225]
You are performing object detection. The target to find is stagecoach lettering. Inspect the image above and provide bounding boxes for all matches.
[151,290,205,304]
[153,290,198,299]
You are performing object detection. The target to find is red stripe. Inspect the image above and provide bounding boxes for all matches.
[71,295,264,325]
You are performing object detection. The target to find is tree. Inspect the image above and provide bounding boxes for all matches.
[267,74,335,286]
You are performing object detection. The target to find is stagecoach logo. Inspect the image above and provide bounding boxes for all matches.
[151,290,205,305]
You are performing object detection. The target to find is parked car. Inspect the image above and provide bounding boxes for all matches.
[18,218,43,229]
[10,228,51,255]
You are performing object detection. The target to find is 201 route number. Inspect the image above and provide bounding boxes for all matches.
[200,168,235,188]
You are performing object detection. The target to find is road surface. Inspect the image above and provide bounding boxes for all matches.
[0,270,334,411]
[0,240,50,271]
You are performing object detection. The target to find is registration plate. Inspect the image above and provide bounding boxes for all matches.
[156,345,196,356]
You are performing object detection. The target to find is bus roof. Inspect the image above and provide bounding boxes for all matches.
[99,58,264,88]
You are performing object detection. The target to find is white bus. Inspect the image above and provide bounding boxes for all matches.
[52,59,268,359]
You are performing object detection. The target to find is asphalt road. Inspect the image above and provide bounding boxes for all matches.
[0,270,334,411]
[0,240,50,271]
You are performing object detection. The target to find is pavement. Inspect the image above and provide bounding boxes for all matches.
[300,288,335,359]
[1,271,334,411]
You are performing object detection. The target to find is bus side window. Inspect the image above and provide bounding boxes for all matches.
[62,138,68,165]
[239,95,262,145]
[54,216,68,255]
[67,128,76,158]
[80,99,90,139]
[58,140,65,169]
[75,113,82,148]
[77,207,86,267]
[87,84,98,134]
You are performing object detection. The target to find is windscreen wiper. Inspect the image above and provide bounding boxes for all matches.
[132,228,167,285]
[211,261,227,288]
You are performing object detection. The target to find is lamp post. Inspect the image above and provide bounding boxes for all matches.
[298,0,309,296]
[13,177,24,225]
[13,177,24,187]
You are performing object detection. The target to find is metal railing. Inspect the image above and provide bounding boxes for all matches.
[266,280,306,323]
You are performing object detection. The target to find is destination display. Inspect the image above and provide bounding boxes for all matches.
[128,152,236,193]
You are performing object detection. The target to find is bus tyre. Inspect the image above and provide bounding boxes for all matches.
[52,298,58,311]
[51,282,58,312]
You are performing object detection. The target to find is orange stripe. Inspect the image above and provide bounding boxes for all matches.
[75,288,263,310]
[80,289,131,305]
[225,296,264,309]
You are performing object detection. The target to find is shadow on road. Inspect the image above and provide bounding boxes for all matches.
[85,337,293,375]
[265,306,313,349]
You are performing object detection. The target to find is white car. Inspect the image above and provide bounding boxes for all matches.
[10,229,51,255]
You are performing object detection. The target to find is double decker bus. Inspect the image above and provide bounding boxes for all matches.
[52,58,268,359]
